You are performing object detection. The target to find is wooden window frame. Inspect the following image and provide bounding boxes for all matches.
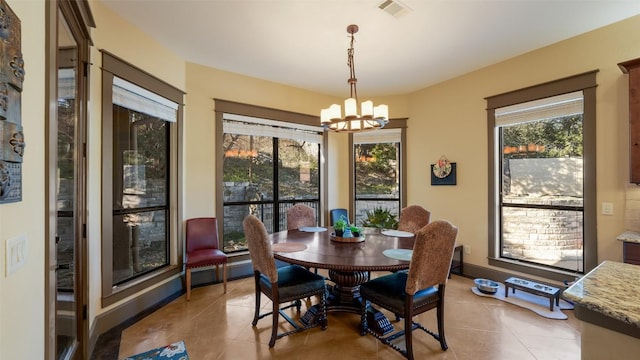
[100,51,184,306]
[485,71,598,281]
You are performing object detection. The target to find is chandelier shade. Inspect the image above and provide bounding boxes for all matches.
[321,24,389,132]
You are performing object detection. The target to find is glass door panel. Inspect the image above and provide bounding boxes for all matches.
[56,9,78,359]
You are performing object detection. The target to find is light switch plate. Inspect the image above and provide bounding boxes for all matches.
[602,202,614,216]
[5,234,27,276]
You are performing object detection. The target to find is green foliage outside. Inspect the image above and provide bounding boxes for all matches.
[355,143,398,194]
[222,133,319,199]
[361,207,398,230]
[502,115,583,158]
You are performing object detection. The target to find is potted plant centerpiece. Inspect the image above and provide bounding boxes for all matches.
[350,225,361,238]
[333,216,347,237]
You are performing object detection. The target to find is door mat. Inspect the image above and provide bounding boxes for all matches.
[121,340,189,360]
[471,283,573,320]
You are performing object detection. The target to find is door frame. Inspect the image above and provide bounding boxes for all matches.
[45,1,94,359]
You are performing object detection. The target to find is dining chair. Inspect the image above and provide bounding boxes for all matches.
[329,208,349,226]
[184,217,227,301]
[286,203,316,229]
[397,205,431,234]
[242,215,328,347]
[359,220,458,360]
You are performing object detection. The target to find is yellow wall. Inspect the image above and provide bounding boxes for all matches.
[407,15,640,269]
[87,0,188,323]
[0,1,46,359]
[1,1,640,358]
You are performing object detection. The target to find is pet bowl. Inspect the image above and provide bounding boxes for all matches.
[474,278,500,294]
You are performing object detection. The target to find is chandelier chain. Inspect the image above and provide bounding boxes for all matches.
[348,32,358,101]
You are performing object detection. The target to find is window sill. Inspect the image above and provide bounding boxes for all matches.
[101,264,182,307]
[488,257,583,283]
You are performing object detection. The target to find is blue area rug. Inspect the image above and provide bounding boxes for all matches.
[122,340,189,360]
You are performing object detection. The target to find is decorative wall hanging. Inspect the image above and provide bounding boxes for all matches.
[430,155,456,186]
[0,0,25,204]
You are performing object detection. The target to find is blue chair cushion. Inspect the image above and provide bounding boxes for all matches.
[360,272,439,313]
[260,265,326,300]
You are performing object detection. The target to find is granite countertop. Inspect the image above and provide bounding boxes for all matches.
[616,230,640,243]
[564,260,640,328]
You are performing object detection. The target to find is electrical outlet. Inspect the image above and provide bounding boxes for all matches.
[463,245,471,255]
[6,234,27,276]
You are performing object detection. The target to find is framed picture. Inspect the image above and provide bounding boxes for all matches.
[430,162,456,186]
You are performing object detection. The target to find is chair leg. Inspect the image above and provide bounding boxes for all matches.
[222,263,227,293]
[437,301,448,350]
[215,264,220,285]
[269,300,279,347]
[320,291,328,330]
[252,277,261,326]
[404,314,414,360]
[186,268,192,301]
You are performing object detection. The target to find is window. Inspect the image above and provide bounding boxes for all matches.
[352,127,405,226]
[215,101,326,253]
[101,52,184,305]
[486,71,597,280]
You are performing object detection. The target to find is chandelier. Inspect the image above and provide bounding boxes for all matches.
[320,24,389,132]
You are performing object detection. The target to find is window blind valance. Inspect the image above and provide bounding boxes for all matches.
[495,91,583,126]
[113,76,178,122]
[223,113,323,144]
[353,128,401,144]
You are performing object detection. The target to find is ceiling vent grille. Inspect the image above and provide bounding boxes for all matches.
[378,0,412,18]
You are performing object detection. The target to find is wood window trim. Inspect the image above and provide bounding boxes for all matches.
[485,71,598,281]
[100,51,185,307]
[348,121,408,220]
[214,99,328,248]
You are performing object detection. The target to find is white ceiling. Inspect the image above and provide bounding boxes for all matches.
[99,0,640,97]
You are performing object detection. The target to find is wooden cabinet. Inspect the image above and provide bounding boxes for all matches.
[619,58,640,184]
[623,241,640,265]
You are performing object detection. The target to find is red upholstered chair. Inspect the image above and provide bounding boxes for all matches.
[286,203,316,230]
[360,220,458,360]
[185,217,227,300]
[397,205,431,234]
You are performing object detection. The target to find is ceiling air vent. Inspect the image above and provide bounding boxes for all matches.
[378,0,412,18]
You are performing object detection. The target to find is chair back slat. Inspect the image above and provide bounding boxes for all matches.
[405,220,458,295]
[243,215,278,282]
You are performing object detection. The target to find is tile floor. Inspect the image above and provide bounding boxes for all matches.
[114,274,581,360]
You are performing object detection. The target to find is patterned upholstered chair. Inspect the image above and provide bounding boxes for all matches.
[397,205,431,234]
[185,217,227,301]
[359,220,458,360]
[243,215,328,347]
[286,203,316,230]
[329,208,349,226]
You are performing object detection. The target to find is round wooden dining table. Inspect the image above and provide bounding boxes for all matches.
[269,227,415,335]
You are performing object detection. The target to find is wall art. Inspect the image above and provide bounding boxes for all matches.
[0,0,25,204]
[430,155,456,186]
